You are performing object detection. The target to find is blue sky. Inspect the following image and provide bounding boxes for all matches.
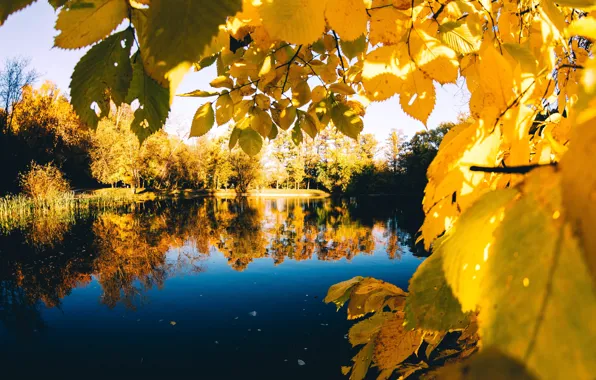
[0,1,470,141]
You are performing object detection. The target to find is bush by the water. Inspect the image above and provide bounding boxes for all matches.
[19,162,71,204]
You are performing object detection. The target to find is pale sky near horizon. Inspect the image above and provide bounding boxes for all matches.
[0,2,470,142]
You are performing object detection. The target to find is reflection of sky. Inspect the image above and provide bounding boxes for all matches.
[0,2,470,142]
[0,198,423,376]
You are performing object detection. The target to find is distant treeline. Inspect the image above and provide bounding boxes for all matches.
[0,58,454,210]
[0,80,452,196]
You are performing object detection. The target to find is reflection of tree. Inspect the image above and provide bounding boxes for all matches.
[92,213,168,309]
[0,282,46,334]
[0,197,410,318]
[217,198,267,271]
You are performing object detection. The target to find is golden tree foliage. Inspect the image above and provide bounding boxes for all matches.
[2,0,596,378]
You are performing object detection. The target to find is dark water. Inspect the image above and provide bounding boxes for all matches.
[0,197,423,378]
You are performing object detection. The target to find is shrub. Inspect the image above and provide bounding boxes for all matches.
[19,162,71,203]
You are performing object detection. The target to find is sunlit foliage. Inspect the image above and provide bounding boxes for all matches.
[2,0,596,378]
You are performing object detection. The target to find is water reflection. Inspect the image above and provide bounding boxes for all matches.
[0,197,411,326]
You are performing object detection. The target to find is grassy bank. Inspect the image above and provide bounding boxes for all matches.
[84,188,330,199]
[1,187,330,218]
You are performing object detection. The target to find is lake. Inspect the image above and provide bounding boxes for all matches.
[0,196,423,378]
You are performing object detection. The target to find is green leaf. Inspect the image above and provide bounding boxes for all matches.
[340,34,367,60]
[477,168,596,380]
[178,90,220,98]
[437,347,537,379]
[141,0,241,83]
[329,82,356,96]
[229,127,241,150]
[267,123,278,140]
[291,121,303,146]
[438,21,480,55]
[126,52,171,144]
[70,28,134,128]
[331,102,363,139]
[404,246,470,331]
[48,0,68,9]
[190,102,215,138]
[503,43,538,75]
[239,127,262,156]
[196,54,219,71]
[300,112,319,139]
[55,0,128,49]
[439,189,519,312]
[1,0,36,26]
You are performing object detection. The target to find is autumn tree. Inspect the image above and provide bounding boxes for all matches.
[0,81,92,193]
[89,106,141,191]
[385,128,405,173]
[229,149,262,194]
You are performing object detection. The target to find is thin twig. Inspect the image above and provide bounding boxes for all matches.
[332,31,347,81]
[281,45,303,93]
[469,163,557,174]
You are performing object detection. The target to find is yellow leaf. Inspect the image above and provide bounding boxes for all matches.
[258,55,277,86]
[329,82,356,95]
[566,16,596,40]
[292,80,311,107]
[257,0,327,45]
[373,313,423,371]
[469,45,514,115]
[215,93,234,125]
[210,75,234,89]
[369,7,410,45]
[438,21,481,55]
[239,107,272,138]
[410,26,459,84]
[311,85,328,103]
[350,340,375,380]
[561,114,596,285]
[422,121,502,248]
[324,276,364,304]
[362,45,412,101]
[190,102,215,137]
[399,69,435,125]
[348,312,392,346]
[554,0,596,9]
[325,0,368,41]
[478,167,596,380]
[233,99,252,121]
[255,94,270,110]
[279,106,297,130]
[439,189,519,312]
[55,0,127,49]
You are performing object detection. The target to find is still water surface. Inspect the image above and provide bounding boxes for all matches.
[0,197,422,378]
